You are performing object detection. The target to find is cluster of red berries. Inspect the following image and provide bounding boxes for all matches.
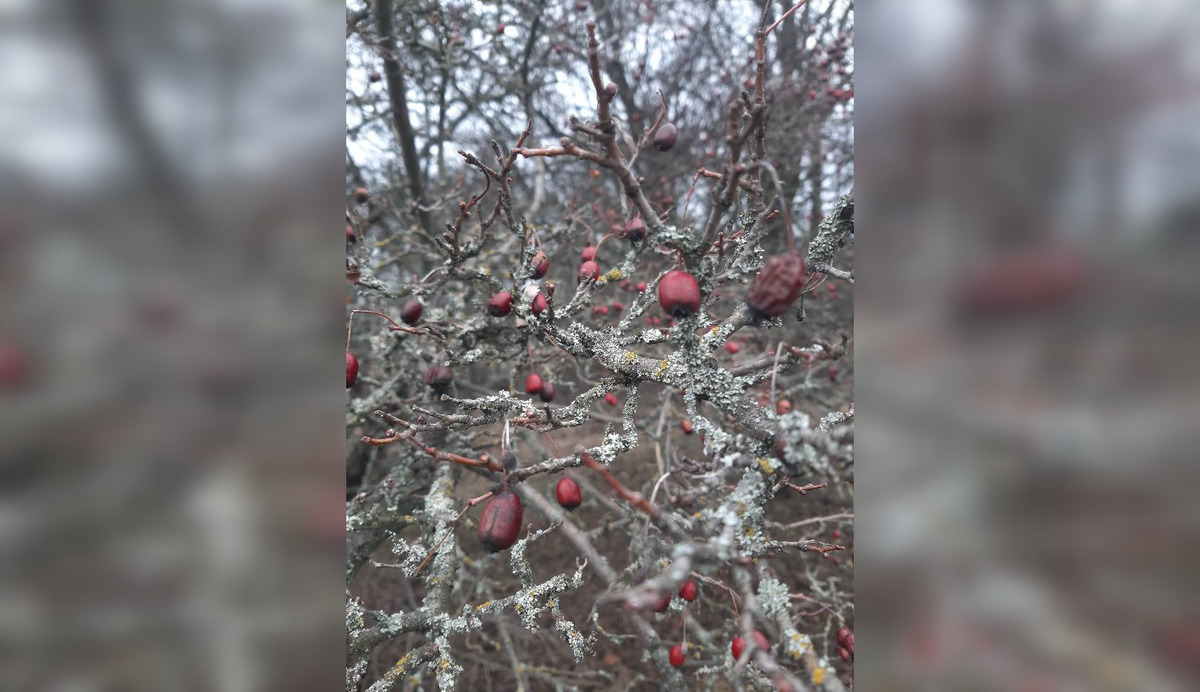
[524,373,555,402]
[836,626,854,661]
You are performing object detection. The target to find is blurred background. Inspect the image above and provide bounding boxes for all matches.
[0,0,345,690]
[856,0,1200,690]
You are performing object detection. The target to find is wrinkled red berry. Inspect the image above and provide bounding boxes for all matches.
[555,477,582,510]
[745,253,805,317]
[531,293,548,315]
[478,491,523,552]
[346,352,359,388]
[658,270,700,318]
[679,580,698,601]
[581,245,596,262]
[425,365,453,391]
[680,420,694,435]
[525,373,543,394]
[578,260,600,282]
[540,382,556,402]
[731,631,770,660]
[401,299,423,325]
[532,251,550,278]
[487,291,513,316]
[624,216,646,242]
[669,644,685,667]
[653,122,678,151]
[354,187,370,204]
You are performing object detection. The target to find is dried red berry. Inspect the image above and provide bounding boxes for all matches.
[581,245,596,262]
[725,341,740,354]
[540,382,556,402]
[657,270,700,318]
[478,491,523,552]
[354,187,370,204]
[346,352,359,388]
[731,631,770,660]
[525,373,543,394]
[624,216,646,242]
[604,392,618,406]
[578,260,600,282]
[669,644,685,667]
[531,293,548,315]
[555,477,582,510]
[745,253,805,318]
[680,420,694,435]
[487,291,513,316]
[653,122,678,151]
[425,365,453,391]
[532,251,550,278]
[679,580,698,601]
[401,299,423,325]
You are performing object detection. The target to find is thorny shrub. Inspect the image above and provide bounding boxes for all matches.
[346,4,853,691]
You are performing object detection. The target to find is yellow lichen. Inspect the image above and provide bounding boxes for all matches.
[607,268,623,280]
[756,457,777,474]
[812,667,826,685]
[624,352,637,362]
[658,359,669,374]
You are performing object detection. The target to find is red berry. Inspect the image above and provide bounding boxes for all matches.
[597,306,609,315]
[839,646,851,661]
[612,301,623,311]
[653,593,672,612]
[578,260,600,282]
[581,245,596,262]
[679,580,698,601]
[478,491,523,552]
[731,631,770,660]
[540,382,556,402]
[353,187,370,204]
[776,399,792,414]
[725,342,740,354]
[624,216,646,242]
[401,299,423,325]
[346,352,359,388]
[657,270,700,318]
[487,291,513,317]
[636,281,647,292]
[827,364,837,381]
[495,23,505,34]
[832,528,842,540]
[368,71,381,83]
[745,253,805,317]
[604,392,618,406]
[425,365,453,391]
[525,373,544,395]
[532,251,550,279]
[680,420,694,435]
[653,122,678,151]
[346,224,356,242]
[531,293,548,315]
[555,477,582,510]
[669,644,685,667]
[836,627,852,645]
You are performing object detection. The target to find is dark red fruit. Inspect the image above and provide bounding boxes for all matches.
[578,260,600,282]
[555,477,582,510]
[653,593,672,612]
[346,224,356,242]
[525,373,543,394]
[836,627,854,655]
[679,580,698,601]
[657,270,700,318]
[612,301,624,311]
[539,382,556,402]
[636,281,647,292]
[832,528,842,540]
[0,345,30,389]
[745,253,805,317]
[604,392,618,406]
[532,251,550,278]
[425,365,453,391]
[401,299,423,325]
[346,352,359,388]
[581,245,596,262]
[653,122,678,151]
[495,23,505,34]
[839,646,851,662]
[731,631,770,660]
[624,216,646,242]
[531,293,548,315]
[354,187,370,204]
[776,399,792,414]
[487,291,513,316]
[368,71,381,83]
[669,644,685,667]
[725,341,740,354]
[478,491,523,552]
[680,420,694,435]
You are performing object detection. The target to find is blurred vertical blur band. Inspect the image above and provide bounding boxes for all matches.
[857,1,1200,690]
[0,1,345,690]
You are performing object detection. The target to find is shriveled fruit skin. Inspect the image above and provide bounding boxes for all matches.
[745,253,805,317]
[654,122,678,151]
[425,365,453,390]
[478,491,523,552]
